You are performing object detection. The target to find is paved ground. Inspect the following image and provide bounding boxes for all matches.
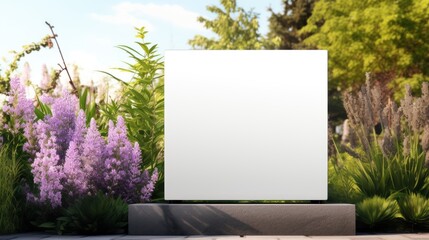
[2,234,429,240]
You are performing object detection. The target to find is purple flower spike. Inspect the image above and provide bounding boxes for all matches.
[64,141,87,196]
[30,121,64,208]
[3,78,34,133]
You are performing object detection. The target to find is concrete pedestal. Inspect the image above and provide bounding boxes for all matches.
[129,204,355,236]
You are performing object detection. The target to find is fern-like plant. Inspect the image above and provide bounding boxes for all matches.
[356,196,399,228]
[398,193,429,227]
[56,193,128,234]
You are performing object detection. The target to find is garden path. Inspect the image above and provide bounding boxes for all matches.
[1,234,429,240]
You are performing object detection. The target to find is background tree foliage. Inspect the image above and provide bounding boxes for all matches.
[268,0,317,50]
[301,0,429,94]
[190,0,346,121]
[188,0,273,49]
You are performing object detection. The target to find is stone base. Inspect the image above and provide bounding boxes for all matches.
[128,204,355,236]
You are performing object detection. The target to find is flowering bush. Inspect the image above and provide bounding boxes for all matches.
[2,78,34,134]
[3,78,157,208]
[100,27,165,199]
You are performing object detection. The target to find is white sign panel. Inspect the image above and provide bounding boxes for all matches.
[165,50,327,200]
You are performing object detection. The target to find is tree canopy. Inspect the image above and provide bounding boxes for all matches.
[188,0,273,50]
[301,0,429,92]
[268,0,317,49]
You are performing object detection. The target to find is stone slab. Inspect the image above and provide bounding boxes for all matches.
[128,204,355,236]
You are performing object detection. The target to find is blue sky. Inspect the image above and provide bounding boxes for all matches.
[0,1,282,86]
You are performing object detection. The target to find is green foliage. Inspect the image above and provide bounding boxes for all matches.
[344,141,429,199]
[388,137,429,196]
[78,87,97,124]
[100,27,164,199]
[328,133,429,203]
[328,155,361,203]
[0,143,24,234]
[398,193,429,226]
[302,0,429,91]
[331,80,429,229]
[389,74,429,101]
[51,193,127,235]
[189,0,273,49]
[268,0,317,49]
[34,96,52,121]
[348,139,392,198]
[356,196,399,228]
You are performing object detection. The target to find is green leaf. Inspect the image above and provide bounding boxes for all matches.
[98,71,129,86]
[137,42,150,55]
[79,87,89,111]
[34,108,45,120]
[38,222,56,229]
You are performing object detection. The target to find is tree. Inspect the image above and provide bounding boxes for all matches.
[189,0,273,49]
[301,0,429,94]
[268,0,317,49]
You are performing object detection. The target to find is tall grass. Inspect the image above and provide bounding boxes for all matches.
[0,143,24,233]
[330,76,429,230]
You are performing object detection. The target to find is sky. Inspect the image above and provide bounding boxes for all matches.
[0,1,282,87]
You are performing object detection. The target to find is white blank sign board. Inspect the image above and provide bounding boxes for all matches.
[165,50,327,200]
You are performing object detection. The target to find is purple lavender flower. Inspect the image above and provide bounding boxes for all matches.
[43,91,78,159]
[140,168,158,202]
[72,110,87,149]
[103,116,137,201]
[63,141,87,196]
[130,142,143,185]
[21,62,31,86]
[2,77,34,133]
[40,64,51,90]
[101,116,158,202]
[30,120,64,208]
[39,94,55,105]
[19,88,158,206]
[82,118,105,191]
[23,121,38,157]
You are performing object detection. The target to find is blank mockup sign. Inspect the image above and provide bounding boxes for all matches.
[165,50,327,200]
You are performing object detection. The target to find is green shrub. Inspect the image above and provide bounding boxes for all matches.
[349,153,391,198]
[398,193,429,226]
[356,196,399,228]
[54,193,128,235]
[100,27,164,199]
[328,154,361,203]
[0,143,24,233]
[345,140,429,199]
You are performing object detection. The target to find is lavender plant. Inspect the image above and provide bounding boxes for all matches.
[2,78,35,134]
[2,78,158,208]
[0,77,35,233]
